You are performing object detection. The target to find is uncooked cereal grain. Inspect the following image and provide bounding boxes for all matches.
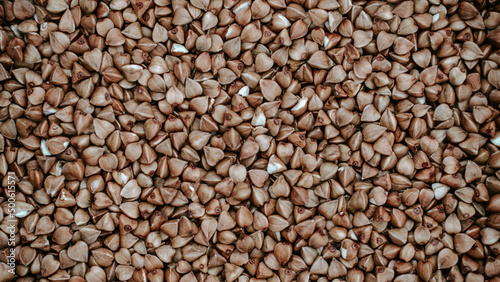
[1,0,500,281]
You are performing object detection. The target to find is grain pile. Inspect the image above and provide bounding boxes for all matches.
[1,0,500,281]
